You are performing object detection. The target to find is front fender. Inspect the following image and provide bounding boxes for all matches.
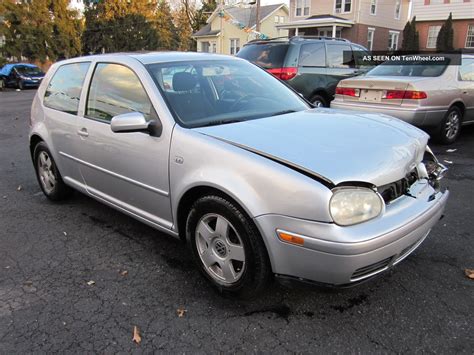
[169,127,333,228]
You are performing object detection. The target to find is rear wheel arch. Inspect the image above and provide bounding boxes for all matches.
[309,90,331,107]
[449,101,465,118]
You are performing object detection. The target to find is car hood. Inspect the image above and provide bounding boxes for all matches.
[194,109,429,187]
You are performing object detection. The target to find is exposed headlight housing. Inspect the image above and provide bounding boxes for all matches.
[329,187,384,226]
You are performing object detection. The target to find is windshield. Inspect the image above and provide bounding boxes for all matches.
[15,65,43,76]
[367,60,449,77]
[146,60,309,128]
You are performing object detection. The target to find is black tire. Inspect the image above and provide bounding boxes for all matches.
[435,106,462,145]
[33,142,73,201]
[186,195,272,298]
[311,94,328,108]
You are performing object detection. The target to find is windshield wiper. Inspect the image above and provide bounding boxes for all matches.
[199,119,243,127]
[269,110,296,117]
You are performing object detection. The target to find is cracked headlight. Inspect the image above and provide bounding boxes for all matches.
[329,187,383,226]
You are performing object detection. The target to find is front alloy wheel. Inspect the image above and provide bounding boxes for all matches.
[195,213,246,285]
[186,195,271,298]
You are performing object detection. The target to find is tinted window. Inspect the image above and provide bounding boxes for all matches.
[16,65,43,76]
[459,58,474,81]
[236,43,289,69]
[44,62,90,115]
[326,44,354,68]
[299,43,326,67]
[86,63,154,122]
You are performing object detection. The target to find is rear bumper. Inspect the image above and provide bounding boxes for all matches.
[255,182,449,286]
[331,101,446,127]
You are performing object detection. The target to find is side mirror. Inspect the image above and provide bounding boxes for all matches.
[110,112,162,137]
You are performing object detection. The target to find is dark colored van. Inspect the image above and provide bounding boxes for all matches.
[236,36,371,107]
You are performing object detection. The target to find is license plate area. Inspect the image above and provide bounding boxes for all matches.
[359,89,382,103]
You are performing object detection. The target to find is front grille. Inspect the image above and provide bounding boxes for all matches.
[351,256,393,281]
[378,169,419,204]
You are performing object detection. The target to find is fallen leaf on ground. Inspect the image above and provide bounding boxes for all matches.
[17,185,22,191]
[2,196,7,199]
[86,280,95,286]
[120,270,128,276]
[177,308,187,317]
[443,160,453,164]
[63,231,67,236]
[446,149,457,153]
[132,326,141,344]
[464,269,474,279]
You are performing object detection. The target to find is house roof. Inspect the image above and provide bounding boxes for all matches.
[194,3,287,37]
[192,23,221,38]
[226,4,285,29]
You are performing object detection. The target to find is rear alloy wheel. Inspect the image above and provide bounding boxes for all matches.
[18,80,24,90]
[436,106,462,145]
[33,142,72,201]
[186,195,272,298]
[311,94,328,108]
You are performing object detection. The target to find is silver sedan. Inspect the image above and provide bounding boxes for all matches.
[30,52,448,297]
[332,54,474,144]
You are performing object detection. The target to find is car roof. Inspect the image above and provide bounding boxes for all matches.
[61,51,239,65]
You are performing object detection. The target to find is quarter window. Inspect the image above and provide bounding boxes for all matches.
[466,25,474,48]
[44,62,90,115]
[86,63,154,122]
[459,58,474,81]
[326,44,354,68]
[427,25,441,49]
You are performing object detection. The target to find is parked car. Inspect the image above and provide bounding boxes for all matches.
[332,54,474,144]
[0,63,45,89]
[30,52,448,297]
[236,36,371,107]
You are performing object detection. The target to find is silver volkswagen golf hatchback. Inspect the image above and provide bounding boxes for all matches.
[30,52,449,297]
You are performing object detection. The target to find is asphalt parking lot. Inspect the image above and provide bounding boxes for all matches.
[0,89,473,353]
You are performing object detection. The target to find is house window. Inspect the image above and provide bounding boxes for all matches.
[426,25,441,48]
[280,16,285,23]
[230,38,240,55]
[296,0,310,16]
[466,25,474,48]
[388,31,399,50]
[275,15,279,23]
[367,28,375,50]
[335,0,352,13]
[370,0,377,15]
[211,42,217,53]
[394,0,401,19]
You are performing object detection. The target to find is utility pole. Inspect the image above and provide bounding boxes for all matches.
[255,0,261,33]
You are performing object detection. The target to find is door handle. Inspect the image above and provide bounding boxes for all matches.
[77,128,89,137]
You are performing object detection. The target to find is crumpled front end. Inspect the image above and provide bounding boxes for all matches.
[254,146,449,286]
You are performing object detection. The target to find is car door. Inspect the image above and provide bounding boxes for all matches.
[42,61,91,185]
[457,57,474,123]
[325,43,358,98]
[293,42,328,100]
[76,62,173,229]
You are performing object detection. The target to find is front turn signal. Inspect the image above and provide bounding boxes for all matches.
[277,231,305,246]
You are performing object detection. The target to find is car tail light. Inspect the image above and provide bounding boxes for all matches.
[266,67,297,81]
[336,87,360,97]
[383,90,427,100]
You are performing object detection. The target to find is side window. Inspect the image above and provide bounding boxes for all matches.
[459,59,474,81]
[44,62,90,115]
[299,43,326,67]
[326,44,354,68]
[86,63,154,122]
